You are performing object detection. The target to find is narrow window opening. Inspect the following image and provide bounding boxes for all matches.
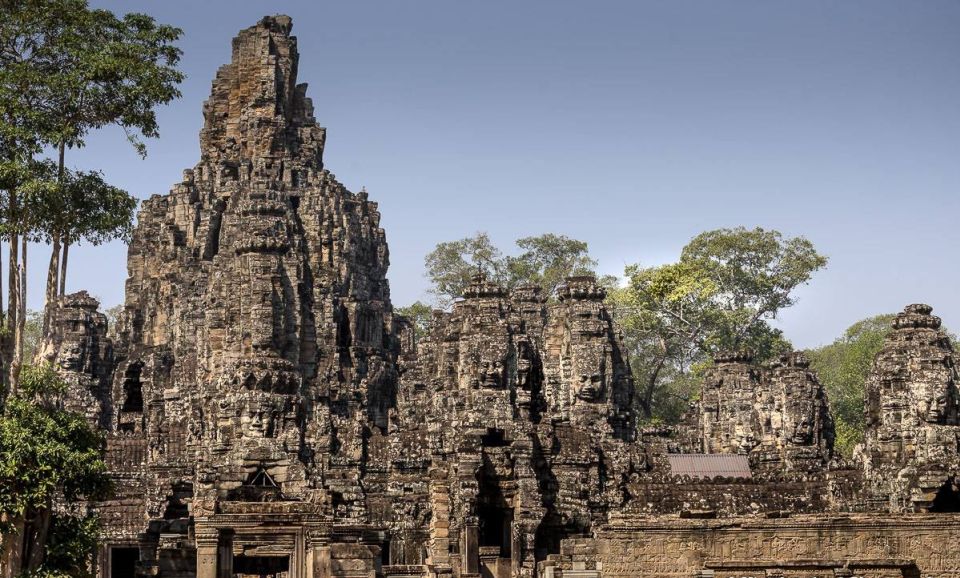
[121,363,144,413]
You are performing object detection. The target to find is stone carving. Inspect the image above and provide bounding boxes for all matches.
[43,15,960,578]
[859,304,960,511]
[35,291,113,428]
[694,350,834,471]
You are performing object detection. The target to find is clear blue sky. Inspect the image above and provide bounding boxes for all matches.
[40,0,960,349]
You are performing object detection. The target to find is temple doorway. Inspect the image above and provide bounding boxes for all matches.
[477,446,514,578]
[109,546,139,578]
[232,555,290,578]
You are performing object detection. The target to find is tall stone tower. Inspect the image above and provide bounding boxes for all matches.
[860,304,960,510]
[100,15,398,577]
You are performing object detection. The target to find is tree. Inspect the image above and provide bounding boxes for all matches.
[21,310,41,365]
[505,234,597,299]
[0,160,58,392]
[40,513,100,578]
[395,301,433,344]
[39,6,182,302]
[35,168,137,334]
[0,364,110,578]
[0,0,182,393]
[103,303,123,339]
[424,232,505,306]
[613,227,827,420]
[806,314,895,458]
[423,232,598,305]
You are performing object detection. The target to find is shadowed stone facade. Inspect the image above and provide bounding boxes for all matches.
[45,16,960,578]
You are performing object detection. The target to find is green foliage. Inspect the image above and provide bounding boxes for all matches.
[630,227,826,356]
[0,158,59,239]
[505,234,597,298]
[22,309,43,364]
[424,232,504,305]
[18,363,68,400]
[807,314,895,458]
[613,227,826,420]
[395,301,433,341]
[0,0,184,156]
[0,364,108,576]
[39,167,138,246]
[423,232,597,305]
[0,389,109,528]
[41,513,100,578]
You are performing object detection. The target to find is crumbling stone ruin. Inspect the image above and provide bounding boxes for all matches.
[43,15,960,578]
[693,350,834,472]
[859,304,960,512]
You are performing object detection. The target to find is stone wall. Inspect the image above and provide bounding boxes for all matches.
[584,513,960,578]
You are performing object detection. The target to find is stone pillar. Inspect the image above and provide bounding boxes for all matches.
[308,527,330,578]
[461,522,479,575]
[427,466,452,568]
[195,527,219,578]
[97,545,109,578]
[291,530,306,578]
[216,530,233,578]
[313,545,331,578]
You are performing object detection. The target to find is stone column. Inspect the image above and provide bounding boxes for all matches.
[291,530,306,578]
[195,527,219,578]
[427,466,452,568]
[312,545,331,578]
[306,525,331,578]
[461,522,479,575]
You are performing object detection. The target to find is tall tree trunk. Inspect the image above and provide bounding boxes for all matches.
[23,506,52,573]
[0,513,26,578]
[0,507,51,578]
[0,238,5,403]
[6,233,18,393]
[11,241,25,388]
[59,241,69,297]
[639,338,669,420]
[42,235,61,337]
[43,141,67,335]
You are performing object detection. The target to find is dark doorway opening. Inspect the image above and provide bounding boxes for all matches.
[232,555,290,578]
[481,428,509,448]
[930,479,960,512]
[478,502,513,553]
[110,546,139,578]
[477,454,513,559]
[162,481,193,519]
[121,363,144,412]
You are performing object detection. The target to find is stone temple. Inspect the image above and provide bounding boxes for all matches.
[41,15,960,578]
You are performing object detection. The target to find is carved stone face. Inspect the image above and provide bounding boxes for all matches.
[239,399,276,438]
[791,418,813,445]
[576,373,604,402]
[59,343,85,371]
[924,390,949,424]
[515,340,534,389]
[478,360,503,389]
